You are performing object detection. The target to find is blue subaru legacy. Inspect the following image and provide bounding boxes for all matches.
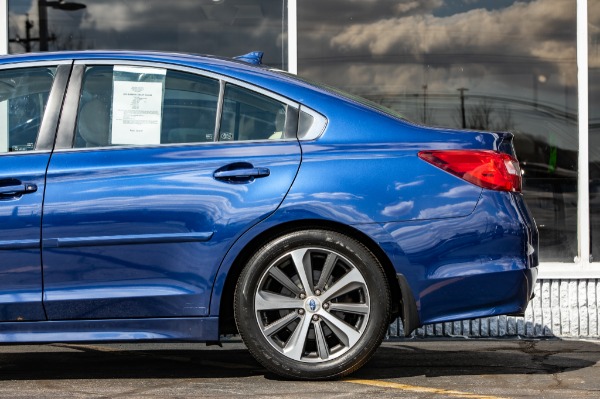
[0,50,538,379]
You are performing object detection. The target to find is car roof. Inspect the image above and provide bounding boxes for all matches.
[1,50,341,101]
[0,50,265,72]
[0,50,325,100]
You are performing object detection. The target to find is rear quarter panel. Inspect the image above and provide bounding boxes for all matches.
[284,102,487,224]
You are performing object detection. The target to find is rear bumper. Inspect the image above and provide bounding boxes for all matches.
[398,265,538,335]
[508,265,538,317]
[385,190,539,334]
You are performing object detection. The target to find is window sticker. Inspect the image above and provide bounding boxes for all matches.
[111,66,166,145]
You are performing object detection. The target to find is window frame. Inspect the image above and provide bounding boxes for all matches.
[0,60,71,156]
[219,81,297,142]
[539,0,593,277]
[54,60,301,151]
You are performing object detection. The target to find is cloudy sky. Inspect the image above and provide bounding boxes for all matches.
[7,1,582,102]
[298,0,577,110]
[8,0,288,68]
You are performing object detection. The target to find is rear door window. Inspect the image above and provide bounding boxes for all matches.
[219,83,291,141]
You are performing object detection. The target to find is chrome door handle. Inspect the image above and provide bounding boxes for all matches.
[213,164,271,184]
[214,168,270,179]
[0,183,37,195]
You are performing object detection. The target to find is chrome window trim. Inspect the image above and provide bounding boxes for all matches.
[0,59,72,71]
[0,150,51,157]
[52,138,298,154]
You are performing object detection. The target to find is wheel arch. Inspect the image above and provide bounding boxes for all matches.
[217,218,404,335]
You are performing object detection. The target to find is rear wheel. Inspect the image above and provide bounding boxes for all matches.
[234,229,390,379]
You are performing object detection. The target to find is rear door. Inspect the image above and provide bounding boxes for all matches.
[0,62,70,321]
[41,61,301,320]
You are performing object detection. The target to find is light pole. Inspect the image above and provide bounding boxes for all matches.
[38,0,86,51]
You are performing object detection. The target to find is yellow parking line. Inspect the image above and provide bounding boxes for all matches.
[345,379,510,399]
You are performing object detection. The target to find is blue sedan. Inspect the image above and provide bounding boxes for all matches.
[0,50,537,379]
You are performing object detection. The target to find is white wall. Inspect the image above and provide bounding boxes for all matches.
[389,279,600,338]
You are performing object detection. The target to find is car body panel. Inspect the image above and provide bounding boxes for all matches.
[279,139,483,223]
[0,153,49,322]
[0,317,219,343]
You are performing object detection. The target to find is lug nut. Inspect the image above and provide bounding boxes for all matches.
[315,289,321,296]
[312,315,319,321]
[323,303,329,310]
[298,309,305,315]
[299,293,306,299]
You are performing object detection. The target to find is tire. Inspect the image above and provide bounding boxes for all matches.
[234,229,390,380]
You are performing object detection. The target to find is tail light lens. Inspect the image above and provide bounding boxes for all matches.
[418,150,522,192]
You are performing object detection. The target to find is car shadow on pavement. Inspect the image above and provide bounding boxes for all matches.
[352,339,600,380]
[0,345,264,380]
[0,339,597,381]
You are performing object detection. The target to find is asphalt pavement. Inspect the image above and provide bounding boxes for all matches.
[0,338,598,398]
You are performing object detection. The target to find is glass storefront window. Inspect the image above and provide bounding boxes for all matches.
[590,0,600,261]
[6,0,583,263]
[298,0,578,262]
[8,0,288,69]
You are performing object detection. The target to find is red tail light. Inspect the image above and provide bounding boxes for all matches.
[418,150,522,192]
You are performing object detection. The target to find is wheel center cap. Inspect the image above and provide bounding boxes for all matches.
[304,296,321,313]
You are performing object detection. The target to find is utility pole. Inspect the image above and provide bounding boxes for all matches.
[9,1,86,53]
[532,74,538,110]
[9,15,37,52]
[457,87,468,129]
[422,84,428,124]
[38,0,50,51]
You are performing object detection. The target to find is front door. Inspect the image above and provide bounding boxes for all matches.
[0,64,68,321]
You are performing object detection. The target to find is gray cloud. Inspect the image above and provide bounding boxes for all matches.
[298,0,577,111]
